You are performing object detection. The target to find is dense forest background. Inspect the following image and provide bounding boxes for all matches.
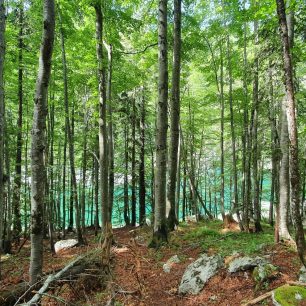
[0,0,306,292]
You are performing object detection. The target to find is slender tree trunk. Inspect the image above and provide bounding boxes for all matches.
[29,0,55,285]
[131,96,136,226]
[226,34,243,228]
[95,3,109,230]
[123,123,130,226]
[151,0,168,246]
[12,2,24,242]
[276,0,306,265]
[0,0,5,275]
[62,124,67,237]
[81,105,88,230]
[219,41,225,220]
[139,89,146,226]
[167,0,181,231]
[105,43,114,223]
[94,139,99,235]
[252,19,262,233]
[242,19,249,231]
[59,10,83,244]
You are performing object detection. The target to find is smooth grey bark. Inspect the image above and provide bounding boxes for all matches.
[59,10,84,244]
[219,41,225,220]
[279,100,292,240]
[278,1,294,242]
[252,19,262,232]
[104,42,114,223]
[151,0,168,246]
[167,0,181,231]
[241,18,249,231]
[29,0,55,285]
[123,122,130,226]
[95,3,109,229]
[0,0,5,276]
[131,95,136,226]
[62,123,67,237]
[226,34,242,228]
[276,0,305,265]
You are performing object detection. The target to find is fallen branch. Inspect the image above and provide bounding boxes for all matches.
[241,290,273,306]
[287,280,306,287]
[20,254,88,306]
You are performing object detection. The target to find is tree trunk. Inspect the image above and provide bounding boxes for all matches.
[139,89,146,226]
[276,0,306,265]
[94,3,109,230]
[242,18,249,231]
[131,95,136,226]
[59,9,84,244]
[252,18,262,233]
[123,123,130,226]
[29,0,55,285]
[219,41,225,220]
[12,2,24,242]
[105,43,114,223]
[0,0,5,277]
[226,34,243,229]
[150,0,168,247]
[167,0,181,231]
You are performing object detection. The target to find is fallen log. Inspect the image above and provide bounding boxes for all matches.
[19,253,88,306]
[0,249,101,306]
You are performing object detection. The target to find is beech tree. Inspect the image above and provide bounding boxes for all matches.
[29,0,55,284]
[151,0,168,246]
[276,0,306,265]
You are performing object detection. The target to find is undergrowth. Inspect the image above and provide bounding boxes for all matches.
[181,220,274,256]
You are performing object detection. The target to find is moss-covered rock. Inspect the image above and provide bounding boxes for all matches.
[272,285,306,306]
[253,263,278,283]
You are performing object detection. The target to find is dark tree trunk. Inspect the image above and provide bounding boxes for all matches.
[12,2,24,242]
[139,89,146,226]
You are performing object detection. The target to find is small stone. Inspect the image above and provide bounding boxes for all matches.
[163,255,180,273]
[209,295,217,301]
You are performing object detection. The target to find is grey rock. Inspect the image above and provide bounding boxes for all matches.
[179,254,223,295]
[163,255,180,273]
[253,263,278,283]
[54,239,78,253]
[299,266,306,283]
[228,256,268,273]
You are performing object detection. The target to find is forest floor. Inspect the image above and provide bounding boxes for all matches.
[1,220,305,306]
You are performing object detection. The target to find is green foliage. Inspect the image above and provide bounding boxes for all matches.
[273,286,306,306]
[183,221,274,256]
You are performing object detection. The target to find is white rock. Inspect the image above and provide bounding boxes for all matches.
[54,239,78,253]
[179,254,223,295]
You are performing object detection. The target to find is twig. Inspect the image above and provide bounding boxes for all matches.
[241,290,273,306]
[119,42,158,55]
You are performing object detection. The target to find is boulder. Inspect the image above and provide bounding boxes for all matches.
[179,254,223,295]
[272,285,306,306]
[298,266,306,283]
[54,239,78,253]
[163,255,180,273]
[253,263,278,283]
[228,256,268,273]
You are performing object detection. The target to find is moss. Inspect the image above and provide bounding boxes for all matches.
[273,285,306,306]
